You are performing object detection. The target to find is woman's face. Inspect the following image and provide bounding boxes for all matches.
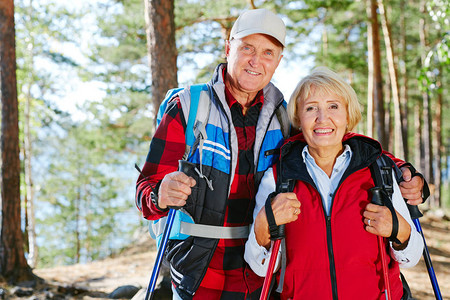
[298,90,348,155]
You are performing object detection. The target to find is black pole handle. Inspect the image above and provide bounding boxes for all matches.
[275,225,285,241]
[265,192,285,241]
[163,160,197,210]
[370,187,384,206]
[274,179,293,240]
[406,204,423,220]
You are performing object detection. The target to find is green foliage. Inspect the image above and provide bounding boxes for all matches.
[418,0,449,93]
[35,119,138,267]
[80,0,154,143]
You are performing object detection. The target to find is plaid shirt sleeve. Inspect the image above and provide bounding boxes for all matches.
[135,97,186,220]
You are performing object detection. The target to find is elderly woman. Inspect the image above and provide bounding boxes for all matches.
[244,67,423,299]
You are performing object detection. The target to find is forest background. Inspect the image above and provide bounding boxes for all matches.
[0,0,448,287]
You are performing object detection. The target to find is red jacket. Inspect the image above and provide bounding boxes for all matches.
[277,133,403,300]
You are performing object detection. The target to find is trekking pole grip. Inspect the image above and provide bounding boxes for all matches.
[276,224,285,240]
[265,193,285,240]
[406,204,423,220]
[370,187,384,206]
[167,160,196,210]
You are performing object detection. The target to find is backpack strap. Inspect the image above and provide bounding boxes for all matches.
[370,155,402,244]
[157,87,184,126]
[184,84,213,191]
[184,84,210,158]
[156,83,211,161]
[275,104,290,139]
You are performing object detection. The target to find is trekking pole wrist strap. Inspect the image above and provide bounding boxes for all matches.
[265,192,285,240]
[370,187,401,244]
[384,197,402,244]
[399,162,417,176]
[151,181,170,212]
[392,235,410,250]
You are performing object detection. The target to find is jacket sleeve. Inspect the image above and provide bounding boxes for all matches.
[389,172,424,268]
[383,150,423,172]
[382,150,406,167]
[383,150,429,203]
[135,98,187,220]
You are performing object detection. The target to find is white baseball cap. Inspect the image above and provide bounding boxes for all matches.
[229,8,286,47]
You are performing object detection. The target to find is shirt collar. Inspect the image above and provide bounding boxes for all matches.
[302,144,352,163]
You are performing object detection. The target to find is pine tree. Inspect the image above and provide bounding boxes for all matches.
[0,0,35,282]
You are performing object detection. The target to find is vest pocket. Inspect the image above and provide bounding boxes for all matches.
[178,160,206,222]
[178,160,228,226]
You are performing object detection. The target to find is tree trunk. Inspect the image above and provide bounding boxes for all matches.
[24,81,38,268]
[23,0,38,269]
[433,65,443,207]
[143,0,178,281]
[366,10,374,138]
[399,0,409,161]
[419,0,434,205]
[144,0,178,129]
[414,105,422,173]
[75,182,81,264]
[384,75,393,151]
[378,0,405,159]
[367,0,387,149]
[0,0,34,282]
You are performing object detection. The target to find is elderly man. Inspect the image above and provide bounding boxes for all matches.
[136,8,425,300]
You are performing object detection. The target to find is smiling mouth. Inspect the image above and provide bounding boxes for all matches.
[314,129,333,134]
[245,69,259,75]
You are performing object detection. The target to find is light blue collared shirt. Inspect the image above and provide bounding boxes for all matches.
[302,144,352,216]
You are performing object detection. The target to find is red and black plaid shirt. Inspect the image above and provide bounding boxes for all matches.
[194,86,264,299]
[136,73,265,299]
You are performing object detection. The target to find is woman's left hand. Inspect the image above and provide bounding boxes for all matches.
[363,203,411,248]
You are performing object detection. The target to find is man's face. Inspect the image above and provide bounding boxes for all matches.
[225,34,283,97]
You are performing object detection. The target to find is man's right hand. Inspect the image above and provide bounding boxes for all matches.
[158,171,197,209]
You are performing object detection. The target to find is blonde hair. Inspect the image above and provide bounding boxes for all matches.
[287,67,362,131]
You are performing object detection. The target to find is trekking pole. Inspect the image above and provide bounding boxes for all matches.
[260,179,291,300]
[144,159,198,300]
[134,164,178,300]
[370,187,392,300]
[407,204,443,300]
[260,232,283,300]
[396,167,443,300]
[144,208,176,300]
